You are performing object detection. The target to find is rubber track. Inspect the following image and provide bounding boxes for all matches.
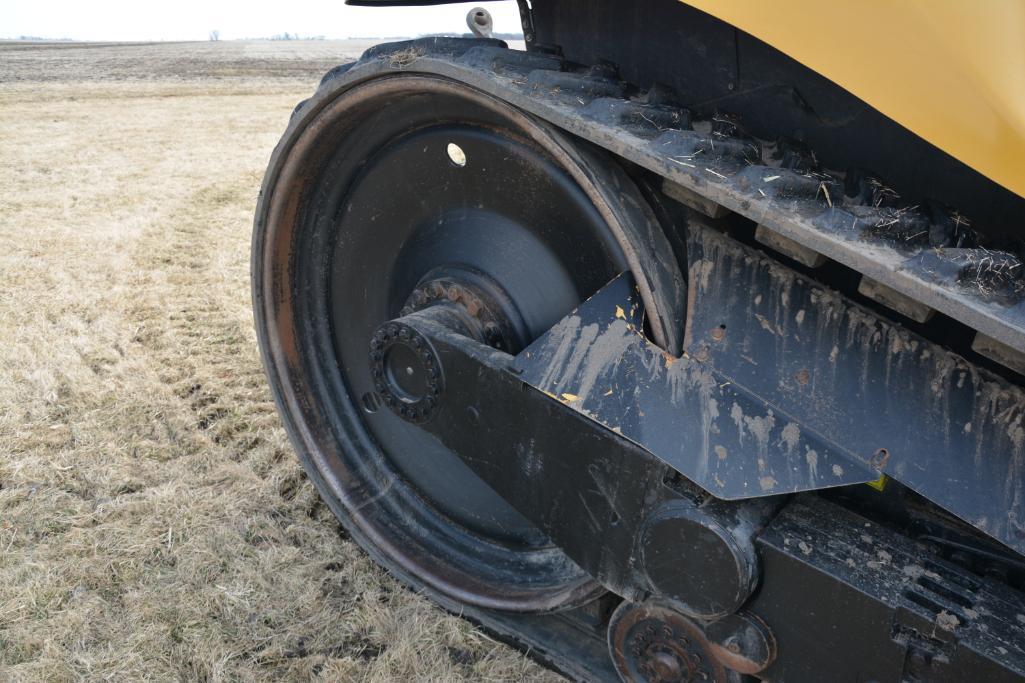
[306,37,1025,359]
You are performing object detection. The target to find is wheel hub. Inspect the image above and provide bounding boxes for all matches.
[370,321,443,423]
[372,267,525,425]
[400,265,530,354]
[609,601,732,683]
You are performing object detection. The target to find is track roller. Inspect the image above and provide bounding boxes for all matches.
[608,600,775,682]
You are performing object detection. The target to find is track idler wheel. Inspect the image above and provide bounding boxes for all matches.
[608,600,775,683]
[253,69,684,614]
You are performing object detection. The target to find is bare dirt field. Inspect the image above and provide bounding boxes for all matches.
[0,40,556,682]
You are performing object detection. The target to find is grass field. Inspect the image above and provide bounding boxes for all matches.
[0,39,556,682]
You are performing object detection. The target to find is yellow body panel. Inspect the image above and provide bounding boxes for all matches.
[682,0,1025,199]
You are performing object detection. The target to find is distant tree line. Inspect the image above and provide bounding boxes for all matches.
[269,33,327,41]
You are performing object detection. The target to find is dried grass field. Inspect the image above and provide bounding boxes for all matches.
[0,40,556,682]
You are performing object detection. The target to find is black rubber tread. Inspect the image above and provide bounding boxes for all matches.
[303,37,1025,358]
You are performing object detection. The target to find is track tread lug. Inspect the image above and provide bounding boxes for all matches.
[332,35,1025,360]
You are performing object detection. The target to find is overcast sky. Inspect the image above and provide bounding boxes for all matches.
[0,1,522,41]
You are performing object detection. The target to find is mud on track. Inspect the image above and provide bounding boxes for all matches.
[0,40,558,681]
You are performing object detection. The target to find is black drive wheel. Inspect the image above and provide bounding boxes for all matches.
[252,72,683,612]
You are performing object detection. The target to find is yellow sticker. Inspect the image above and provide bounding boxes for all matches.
[866,474,887,492]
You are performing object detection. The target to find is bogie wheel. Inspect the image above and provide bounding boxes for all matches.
[252,73,683,612]
[608,601,741,683]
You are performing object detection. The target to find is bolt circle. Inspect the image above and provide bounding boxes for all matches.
[368,322,444,424]
[400,271,519,353]
[609,600,733,683]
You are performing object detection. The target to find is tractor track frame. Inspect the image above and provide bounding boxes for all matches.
[255,35,1025,682]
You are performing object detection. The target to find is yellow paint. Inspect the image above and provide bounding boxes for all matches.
[615,305,626,319]
[561,392,581,402]
[866,474,888,492]
[682,0,1025,198]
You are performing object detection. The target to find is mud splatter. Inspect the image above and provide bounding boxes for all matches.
[779,422,800,453]
[730,402,745,444]
[743,410,776,462]
[805,448,819,482]
[936,611,960,632]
